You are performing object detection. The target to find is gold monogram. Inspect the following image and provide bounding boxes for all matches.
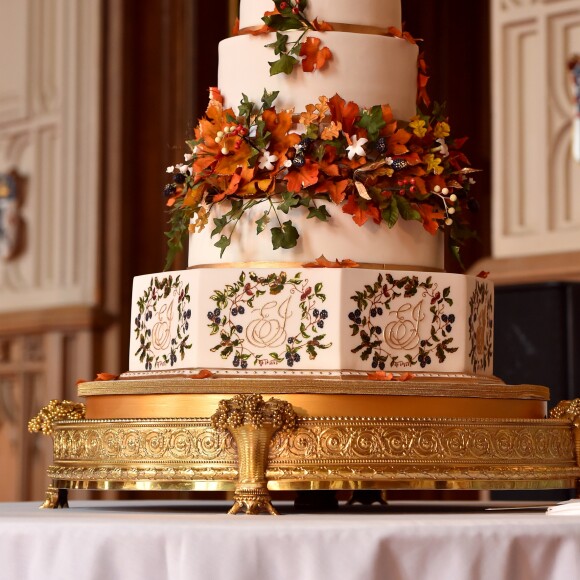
[384,301,425,350]
[152,300,174,351]
[246,297,292,348]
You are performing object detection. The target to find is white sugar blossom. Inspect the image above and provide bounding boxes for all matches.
[469,177,477,185]
[284,159,293,168]
[258,149,278,171]
[436,138,449,157]
[346,135,368,160]
[166,165,175,173]
[184,152,194,161]
[386,157,394,166]
[178,164,190,174]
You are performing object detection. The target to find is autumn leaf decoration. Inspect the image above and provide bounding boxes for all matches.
[163,87,479,269]
[253,0,334,76]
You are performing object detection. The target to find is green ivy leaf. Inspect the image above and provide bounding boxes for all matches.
[265,33,288,56]
[307,205,331,221]
[271,220,299,250]
[256,211,270,234]
[263,14,303,31]
[382,196,399,229]
[238,94,254,120]
[278,191,301,214]
[356,105,386,141]
[269,53,299,76]
[394,194,421,222]
[261,89,280,110]
[211,215,229,237]
[214,235,231,257]
[228,199,244,220]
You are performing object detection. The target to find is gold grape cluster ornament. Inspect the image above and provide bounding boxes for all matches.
[28,400,86,436]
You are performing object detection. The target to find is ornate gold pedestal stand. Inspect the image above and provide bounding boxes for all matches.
[30,376,580,514]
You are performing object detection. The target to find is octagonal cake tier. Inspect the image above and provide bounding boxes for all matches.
[128,267,494,377]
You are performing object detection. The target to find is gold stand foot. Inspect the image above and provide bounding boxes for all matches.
[228,486,279,515]
[40,487,69,509]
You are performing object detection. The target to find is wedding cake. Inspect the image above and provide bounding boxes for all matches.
[126,0,493,380]
[30,0,580,515]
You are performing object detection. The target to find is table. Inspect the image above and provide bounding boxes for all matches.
[1,500,579,580]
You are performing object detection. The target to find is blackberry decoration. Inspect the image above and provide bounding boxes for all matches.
[164,183,177,197]
[375,136,387,154]
[391,158,408,171]
[292,154,306,168]
[173,173,186,184]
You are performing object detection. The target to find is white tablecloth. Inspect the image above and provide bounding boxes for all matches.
[1,500,579,580]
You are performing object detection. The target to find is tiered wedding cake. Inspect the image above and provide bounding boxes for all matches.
[30,0,580,514]
[126,0,493,381]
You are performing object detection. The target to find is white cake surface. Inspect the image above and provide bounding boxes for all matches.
[188,201,444,270]
[239,0,402,30]
[218,31,418,119]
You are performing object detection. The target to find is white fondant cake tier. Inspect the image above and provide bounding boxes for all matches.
[239,0,402,31]
[218,31,418,119]
[129,268,494,376]
[188,201,444,270]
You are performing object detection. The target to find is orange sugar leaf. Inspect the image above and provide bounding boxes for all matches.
[367,371,395,381]
[285,160,320,192]
[96,373,119,382]
[312,18,334,32]
[300,37,332,73]
[187,369,214,379]
[302,255,360,268]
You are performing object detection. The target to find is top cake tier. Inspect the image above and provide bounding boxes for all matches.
[239,0,402,30]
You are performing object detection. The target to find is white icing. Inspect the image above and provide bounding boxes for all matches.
[239,0,402,30]
[218,31,418,119]
[188,201,444,270]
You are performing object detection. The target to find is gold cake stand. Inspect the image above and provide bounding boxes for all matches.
[30,375,580,515]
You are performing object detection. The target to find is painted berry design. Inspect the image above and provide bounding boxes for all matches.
[208,271,331,368]
[134,275,192,370]
[468,281,493,372]
[349,274,457,370]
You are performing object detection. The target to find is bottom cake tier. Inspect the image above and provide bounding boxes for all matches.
[31,375,580,514]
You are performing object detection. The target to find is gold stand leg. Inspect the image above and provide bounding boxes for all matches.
[40,487,69,509]
[212,394,297,516]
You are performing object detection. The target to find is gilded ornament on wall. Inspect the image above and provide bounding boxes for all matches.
[208,271,332,368]
[348,274,457,370]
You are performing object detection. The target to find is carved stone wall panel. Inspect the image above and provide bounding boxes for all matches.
[0,0,102,312]
[492,0,580,259]
[548,12,580,230]
[0,329,99,501]
[0,0,29,124]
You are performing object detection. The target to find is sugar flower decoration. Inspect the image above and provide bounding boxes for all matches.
[435,138,449,157]
[346,135,368,160]
[258,149,279,171]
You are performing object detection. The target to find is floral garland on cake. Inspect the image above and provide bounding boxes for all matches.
[162,1,479,268]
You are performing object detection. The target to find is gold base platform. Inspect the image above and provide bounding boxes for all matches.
[30,376,580,514]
